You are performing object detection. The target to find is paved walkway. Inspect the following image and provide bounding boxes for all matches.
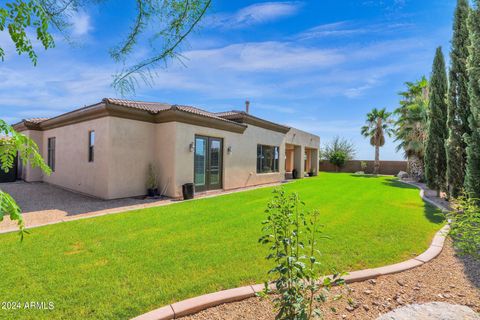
[377,302,480,320]
[0,181,286,234]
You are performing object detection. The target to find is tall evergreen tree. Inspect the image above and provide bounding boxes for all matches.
[446,0,471,198]
[465,1,480,198]
[425,47,448,194]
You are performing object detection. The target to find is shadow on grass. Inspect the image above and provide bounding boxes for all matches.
[348,174,385,179]
[422,202,445,224]
[381,178,445,224]
[381,178,418,189]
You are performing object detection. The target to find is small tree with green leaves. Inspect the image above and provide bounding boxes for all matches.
[0,120,51,238]
[448,193,480,259]
[425,47,448,195]
[259,189,344,320]
[322,136,356,172]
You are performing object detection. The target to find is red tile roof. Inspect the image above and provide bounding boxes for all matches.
[103,98,241,125]
[24,118,50,124]
[16,98,289,132]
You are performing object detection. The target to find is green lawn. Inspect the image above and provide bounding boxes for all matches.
[0,173,443,319]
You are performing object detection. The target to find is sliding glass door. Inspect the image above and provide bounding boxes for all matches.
[194,136,223,191]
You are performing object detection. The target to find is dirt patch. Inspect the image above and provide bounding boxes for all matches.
[182,239,479,320]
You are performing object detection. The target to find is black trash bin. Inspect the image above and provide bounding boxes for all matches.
[292,169,298,179]
[182,183,194,200]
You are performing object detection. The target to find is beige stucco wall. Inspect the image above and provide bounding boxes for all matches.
[22,130,44,182]
[285,128,320,149]
[17,116,320,200]
[153,122,177,198]
[172,122,286,198]
[106,117,156,199]
[40,118,111,199]
[284,128,320,177]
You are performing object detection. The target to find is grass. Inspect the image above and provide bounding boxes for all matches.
[0,173,444,319]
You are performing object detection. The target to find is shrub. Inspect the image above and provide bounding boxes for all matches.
[329,151,347,171]
[146,164,158,190]
[449,193,480,259]
[360,161,367,172]
[259,189,344,319]
[322,136,356,172]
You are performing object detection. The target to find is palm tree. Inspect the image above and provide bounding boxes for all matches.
[394,77,429,181]
[361,108,394,174]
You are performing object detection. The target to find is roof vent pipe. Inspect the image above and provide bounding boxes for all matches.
[245,99,250,113]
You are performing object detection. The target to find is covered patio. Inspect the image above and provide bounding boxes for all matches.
[285,143,319,179]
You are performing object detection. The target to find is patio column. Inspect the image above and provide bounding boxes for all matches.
[311,149,319,176]
[293,145,304,179]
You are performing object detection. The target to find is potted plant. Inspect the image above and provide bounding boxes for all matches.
[146,164,159,197]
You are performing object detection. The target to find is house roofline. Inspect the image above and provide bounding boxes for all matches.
[219,111,291,134]
[13,102,248,134]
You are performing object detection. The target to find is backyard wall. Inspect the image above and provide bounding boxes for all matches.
[319,160,407,175]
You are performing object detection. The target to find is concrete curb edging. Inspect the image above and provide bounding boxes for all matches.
[132,181,450,320]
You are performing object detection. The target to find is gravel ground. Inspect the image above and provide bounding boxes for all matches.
[0,181,169,233]
[182,239,479,320]
[0,181,161,215]
[0,180,286,233]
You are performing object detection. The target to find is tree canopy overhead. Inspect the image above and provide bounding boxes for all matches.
[0,0,212,95]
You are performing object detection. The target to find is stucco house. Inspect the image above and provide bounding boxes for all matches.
[13,98,320,199]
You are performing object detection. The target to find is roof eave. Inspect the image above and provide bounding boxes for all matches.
[12,120,42,132]
[154,108,247,133]
[218,112,290,134]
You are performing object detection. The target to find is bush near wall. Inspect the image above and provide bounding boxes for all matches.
[319,160,407,175]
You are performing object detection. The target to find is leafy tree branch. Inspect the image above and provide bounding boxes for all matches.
[0,0,212,94]
[0,120,51,238]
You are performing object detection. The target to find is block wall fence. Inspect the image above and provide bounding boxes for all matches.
[319,160,407,175]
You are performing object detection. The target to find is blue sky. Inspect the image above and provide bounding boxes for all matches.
[0,0,456,159]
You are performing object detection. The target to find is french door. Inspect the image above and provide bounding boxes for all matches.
[194,136,223,192]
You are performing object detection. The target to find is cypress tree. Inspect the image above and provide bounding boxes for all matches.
[446,0,471,198]
[425,47,448,194]
[465,1,480,198]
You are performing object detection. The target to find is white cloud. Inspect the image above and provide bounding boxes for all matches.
[296,21,414,41]
[206,2,302,29]
[297,22,367,40]
[70,11,93,36]
[0,60,114,120]
[151,35,426,100]
[185,41,344,72]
